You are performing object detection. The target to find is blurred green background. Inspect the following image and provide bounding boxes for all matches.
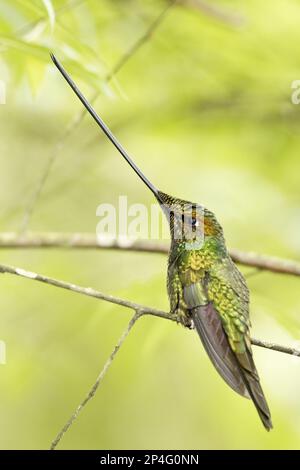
[1,0,300,450]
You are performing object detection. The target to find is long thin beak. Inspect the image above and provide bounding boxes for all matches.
[50,53,162,202]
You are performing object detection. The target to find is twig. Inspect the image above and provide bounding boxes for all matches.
[229,249,300,277]
[19,0,178,234]
[50,311,141,450]
[0,232,168,252]
[1,232,300,277]
[0,261,298,356]
[251,338,300,357]
[0,261,168,319]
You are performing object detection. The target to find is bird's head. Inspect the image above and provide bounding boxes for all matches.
[156,191,224,249]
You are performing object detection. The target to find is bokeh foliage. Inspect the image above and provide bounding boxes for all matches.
[0,0,300,449]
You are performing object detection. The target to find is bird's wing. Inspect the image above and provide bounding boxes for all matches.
[184,257,272,430]
[184,283,249,398]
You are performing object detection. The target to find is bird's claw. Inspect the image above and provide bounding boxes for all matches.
[174,312,194,329]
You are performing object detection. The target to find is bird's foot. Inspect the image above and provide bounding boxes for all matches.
[174,311,194,329]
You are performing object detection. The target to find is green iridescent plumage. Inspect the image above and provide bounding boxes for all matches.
[158,191,272,430]
[52,55,272,431]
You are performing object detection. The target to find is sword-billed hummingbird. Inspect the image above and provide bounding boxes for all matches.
[51,53,272,430]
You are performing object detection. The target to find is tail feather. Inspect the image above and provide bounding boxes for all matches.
[236,349,273,430]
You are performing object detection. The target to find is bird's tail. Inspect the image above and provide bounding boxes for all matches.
[235,345,273,431]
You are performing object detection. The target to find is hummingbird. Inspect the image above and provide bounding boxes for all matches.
[51,53,272,430]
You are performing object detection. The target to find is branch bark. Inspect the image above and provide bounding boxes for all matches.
[0,261,298,357]
[1,232,300,277]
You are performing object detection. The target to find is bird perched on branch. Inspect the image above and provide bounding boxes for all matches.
[51,53,272,430]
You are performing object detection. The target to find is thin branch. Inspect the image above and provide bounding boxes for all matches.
[0,261,168,319]
[0,261,298,357]
[0,232,168,252]
[229,248,300,277]
[1,232,300,277]
[19,0,177,234]
[50,311,141,450]
[251,338,300,357]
